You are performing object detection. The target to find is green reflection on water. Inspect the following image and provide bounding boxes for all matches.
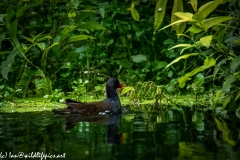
[0,106,239,160]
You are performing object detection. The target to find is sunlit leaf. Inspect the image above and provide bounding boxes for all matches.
[121,86,134,95]
[193,0,224,21]
[131,6,140,21]
[190,0,198,12]
[201,16,233,31]
[66,35,96,43]
[200,35,212,48]
[79,21,105,30]
[187,24,203,34]
[154,0,169,31]
[214,91,222,106]
[166,53,199,68]
[178,57,216,88]
[168,44,192,50]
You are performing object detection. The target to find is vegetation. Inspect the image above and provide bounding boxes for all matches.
[0,0,239,112]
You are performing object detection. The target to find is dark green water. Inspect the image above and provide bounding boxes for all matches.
[0,107,239,160]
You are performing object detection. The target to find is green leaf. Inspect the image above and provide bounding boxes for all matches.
[152,61,168,71]
[187,24,203,34]
[214,91,222,106]
[204,57,216,67]
[221,75,237,92]
[178,57,216,88]
[66,35,96,43]
[168,43,192,50]
[171,0,186,37]
[163,39,175,45]
[96,77,104,81]
[159,19,196,32]
[154,0,169,31]
[174,12,194,20]
[131,6,140,21]
[121,86,134,95]
[37,43,46,50]
[222,95,232,110]
[6,8,18,39]
[200,35,212,48]
[230,56,240,73]
[60,62,71,69]
[20,35,33,43]
[166,53,199,68]
[16,6,29,18]
[1,48,17,79]
[131,54,147,63]
[201,16,233,31]
[41,42,59,70]
[119,60,133,68]
[193,0,222,21]
[190,0,198,12]
[0,33,5,49]
[79,21,105,30]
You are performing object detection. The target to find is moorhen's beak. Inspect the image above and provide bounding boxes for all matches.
[119,84,123,88]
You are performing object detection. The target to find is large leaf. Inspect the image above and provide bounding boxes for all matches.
[79,21,105,30]
[41,42,59,70]
[201,16,233,31]
[154,0,168,31]
[119,60,133,68]
[221,75,237,92]
[200,35,212,48]
[230,56,240,73]
[1,48,17,79]
[66,35,96,43]
[193,0,224,21]
[166,53,199,68]
[131,3,140,21]
[178,57,216,88]
[190,0,198,12]
[6,8,18,40]
[152,61,168,71]
[131,54,147,63]
[187,24,203,34]
[171,0,186,37]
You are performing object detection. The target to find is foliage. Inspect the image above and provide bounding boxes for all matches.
[159,0,240,111]
[0,0,239,113]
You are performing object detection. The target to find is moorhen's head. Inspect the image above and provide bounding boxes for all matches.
[106,78,123,90]
[106,78,123,98]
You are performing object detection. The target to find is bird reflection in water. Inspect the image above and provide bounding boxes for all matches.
[58,113,123,144]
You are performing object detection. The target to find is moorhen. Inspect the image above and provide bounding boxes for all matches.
[53,78,123,115]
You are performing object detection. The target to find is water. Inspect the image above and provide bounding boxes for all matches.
[0,106,239,160]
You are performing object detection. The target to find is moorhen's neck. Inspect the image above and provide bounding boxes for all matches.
[106,86,118,98]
